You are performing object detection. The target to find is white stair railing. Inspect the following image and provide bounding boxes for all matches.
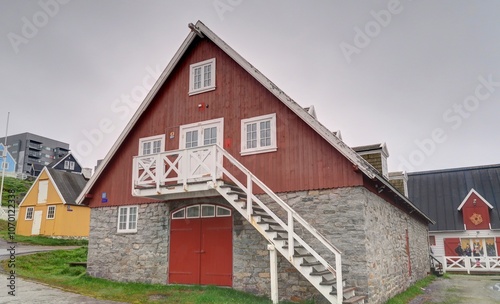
[132,144,345,303]
[211,145,344,304]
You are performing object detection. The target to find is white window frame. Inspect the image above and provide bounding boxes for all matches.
[189,58,216,95]
[117,205,138,233]
[37,180,49,204]
[1,161,9,170]
[25,207,34,220]
[138,134,165,156]
[64,160,75,170]
[46,205,56,219]
[241,113,277,155]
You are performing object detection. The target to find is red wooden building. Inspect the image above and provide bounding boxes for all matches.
[77,21,432,304]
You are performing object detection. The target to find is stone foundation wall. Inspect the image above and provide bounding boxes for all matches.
[87,187,429,304]
[87,203,170,284]
[233,187,429,304]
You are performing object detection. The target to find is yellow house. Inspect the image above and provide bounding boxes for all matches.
[16,167,90,237]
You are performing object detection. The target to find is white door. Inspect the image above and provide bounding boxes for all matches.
[180,118,223,181]
[31,210,42,235]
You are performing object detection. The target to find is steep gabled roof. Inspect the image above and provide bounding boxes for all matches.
[19,167,88,207]
[74,21,431,222]
[47,168,88,205]
[408,164,500,231]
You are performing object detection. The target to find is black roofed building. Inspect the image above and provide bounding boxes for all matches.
[408,164,500,273]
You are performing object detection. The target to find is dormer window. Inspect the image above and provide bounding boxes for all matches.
[189,58,216,95]
[64,160,75,170]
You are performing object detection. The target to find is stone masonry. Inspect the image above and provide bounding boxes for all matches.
[87,186,429,304]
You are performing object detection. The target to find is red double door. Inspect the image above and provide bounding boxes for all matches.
[169,207,233,287]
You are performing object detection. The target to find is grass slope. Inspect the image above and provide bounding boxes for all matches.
[1,247,307,304]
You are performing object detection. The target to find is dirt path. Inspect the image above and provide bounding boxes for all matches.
[408,274,500,304]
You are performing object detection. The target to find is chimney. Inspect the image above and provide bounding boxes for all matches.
[388,171,408,197]
[353,143,389,178]
[82,168,92,179]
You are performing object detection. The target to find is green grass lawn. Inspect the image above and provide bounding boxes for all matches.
[385,274,437,304]
[0,219,88,246]
[1,247,308,304]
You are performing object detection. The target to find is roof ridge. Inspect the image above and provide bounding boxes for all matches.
[408,163,500,176]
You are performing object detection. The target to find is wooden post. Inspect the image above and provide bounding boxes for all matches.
[268,244,278,304]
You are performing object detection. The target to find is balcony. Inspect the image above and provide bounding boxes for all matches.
[28,151,42,159]
[28,142,42,151]
[132,145,223,200]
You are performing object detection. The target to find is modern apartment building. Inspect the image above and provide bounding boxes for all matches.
[0,132,70,177]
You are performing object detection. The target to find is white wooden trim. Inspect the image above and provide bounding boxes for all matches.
[457,188,494,210]
[138,134,165,156]
[188,58,216,95]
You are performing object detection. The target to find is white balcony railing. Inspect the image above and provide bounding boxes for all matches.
[132,145,221,193]
[442,256,500,273]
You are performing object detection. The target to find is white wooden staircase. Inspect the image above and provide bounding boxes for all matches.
[132,144,366,304]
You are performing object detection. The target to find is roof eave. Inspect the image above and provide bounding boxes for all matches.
[76,30,198,204]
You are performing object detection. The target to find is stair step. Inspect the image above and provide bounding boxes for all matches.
[266,227,286,233]
[300,260,321,267]
[343,295,366,304]
[310,269,331,276]
[254,213,273,219]
[282,244,304,250]
[219,184,243,191]
[331,286,356,295]
[320,278,339,286]
[227,191,247,197]
[294,252,313,258]
[273,236,289,241]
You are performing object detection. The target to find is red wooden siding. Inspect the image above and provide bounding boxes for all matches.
[84,37,363,207]
[462,192,491,230]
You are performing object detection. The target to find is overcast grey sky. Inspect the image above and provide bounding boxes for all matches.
[1,0,499,173]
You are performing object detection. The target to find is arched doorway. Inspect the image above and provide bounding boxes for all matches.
[169,204,233,286]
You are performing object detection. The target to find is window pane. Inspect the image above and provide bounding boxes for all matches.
[187,206,200,218]
[203,127,217,145]
[194,67,201,89]
[260,120,271,147]
[246,123,257,149]
[172,209,185,219]
[143,142,151,155]
[186,131,198,148]
[486,238,496,256]
[119,208,127,230]
[202,205,215,217]
[153,140,162,154]
[128,207,137,230]
[204,64,211,87]
[216,206,231,217]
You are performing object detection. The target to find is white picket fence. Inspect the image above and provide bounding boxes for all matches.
[442,256,500,273]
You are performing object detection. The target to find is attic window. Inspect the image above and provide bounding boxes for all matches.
[189,58,216,95]
[64,160,75,170]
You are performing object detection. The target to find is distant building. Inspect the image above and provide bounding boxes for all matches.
[0,132,70,177]
[0,143,17,177]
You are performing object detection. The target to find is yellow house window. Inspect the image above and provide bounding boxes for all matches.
[47,205,56,219]
[25,207,34,220]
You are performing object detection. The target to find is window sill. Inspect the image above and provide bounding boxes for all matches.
[189,86,216,96]
[116,230,138,234]
[240,147,277,156]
